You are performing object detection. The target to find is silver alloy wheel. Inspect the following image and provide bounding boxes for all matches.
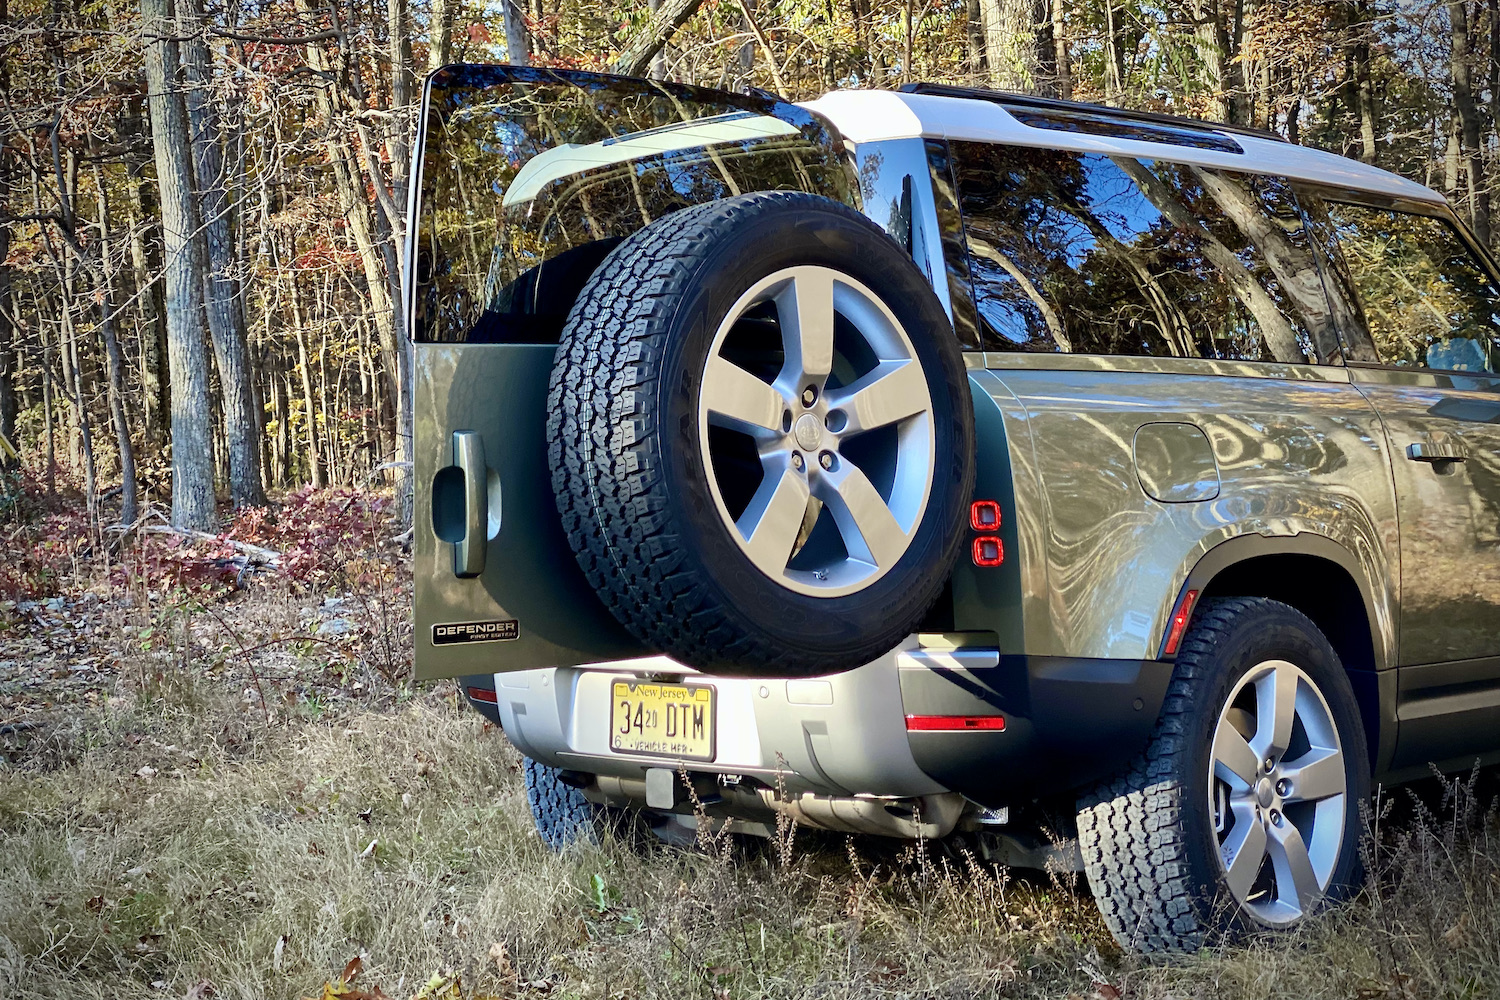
[697,265,936,597]
[1209,659,1348,926]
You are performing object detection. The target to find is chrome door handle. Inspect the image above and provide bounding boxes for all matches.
[452,430,487,577]
[1406,440,1468,463]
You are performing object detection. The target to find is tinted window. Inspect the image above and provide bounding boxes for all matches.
[415,66,855,344]
[1322,203,1499,373]
[947,143,1339,364]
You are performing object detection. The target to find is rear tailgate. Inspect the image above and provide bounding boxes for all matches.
[409,65,858,680]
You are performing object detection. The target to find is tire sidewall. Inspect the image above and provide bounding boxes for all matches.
[1178,603,1371,936]
[649,197,973,658]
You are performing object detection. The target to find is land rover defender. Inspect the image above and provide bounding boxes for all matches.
[409,66,1500,952]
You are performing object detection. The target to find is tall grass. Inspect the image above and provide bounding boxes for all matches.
[3,642,1498,1000]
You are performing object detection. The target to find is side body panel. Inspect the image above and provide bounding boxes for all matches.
[979,355,1399,668]
[1349,366,1500,666]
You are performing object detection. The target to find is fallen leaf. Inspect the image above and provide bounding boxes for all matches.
[1443,913,1468,948]
[341,955,363,983]
[273,934,288,971]
[358,839,377,859]
[184,980,215,1000]
[488,941,514,976]
[1093,983,1123,1000]
[358,808,372,824]
[136,765,158,779]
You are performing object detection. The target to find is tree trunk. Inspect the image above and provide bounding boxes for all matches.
[179,0,265,507]
[1192,0,1229,120]
[1102,0,1126,104]
[966,0,986,80]
[0,225,15,472]
[653,0,671,80]
[92,163,139,525]
[503,0,530,65]
[429,0,456,70]
[610,0,708,77]
[1051,0,1071,99]
[1449,0,1491,244]
[124,169,170,451]
[142,0,217,530]
[979,0,1039,91]
[42,333,56,496]
[288,275,325,489]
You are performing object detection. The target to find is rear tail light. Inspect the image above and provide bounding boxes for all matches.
[970,500,1002,530]
[970,500,1004,566]
[1162,589,1201,656]
[466,685,498,704]
[905,714,1006,732]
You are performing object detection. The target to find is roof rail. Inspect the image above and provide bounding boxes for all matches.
[898,83,1290,145]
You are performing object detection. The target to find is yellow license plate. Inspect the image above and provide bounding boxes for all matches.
[609,681,715,761]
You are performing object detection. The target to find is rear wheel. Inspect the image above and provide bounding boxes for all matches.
[547,192,974,676]
[1076,598,1370,953]
[523,757,601,850]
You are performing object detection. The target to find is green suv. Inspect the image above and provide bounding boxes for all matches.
[409,66,1500,953]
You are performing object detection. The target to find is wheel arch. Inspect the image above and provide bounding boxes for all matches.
[1175,534,1395,773]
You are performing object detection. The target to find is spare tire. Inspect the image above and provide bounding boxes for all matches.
[547,192,974,676]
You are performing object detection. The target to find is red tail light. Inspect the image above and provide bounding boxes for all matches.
[972,536,1004,567]
[466,686,498,704]
[905,714,1006,732]
[970,500,1002,531]
[1162,589,1201,656]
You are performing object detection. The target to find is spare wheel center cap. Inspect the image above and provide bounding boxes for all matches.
[1256,777,1275,808]
[794,413,822,451]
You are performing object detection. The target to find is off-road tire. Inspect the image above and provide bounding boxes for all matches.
[523,757,603,850]
[547,192,974,676]
[1076,597,1370,953]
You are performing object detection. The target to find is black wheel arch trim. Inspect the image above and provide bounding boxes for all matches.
[1171,532,1396,777]
[1172,533,1387,670]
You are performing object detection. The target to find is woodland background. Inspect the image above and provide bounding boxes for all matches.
[2,0,1500,534]
[3,5,1500,998]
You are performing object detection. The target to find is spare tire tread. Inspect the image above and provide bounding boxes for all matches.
[549,198,770,667]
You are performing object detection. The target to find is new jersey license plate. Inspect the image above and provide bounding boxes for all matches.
[609,681,715,761]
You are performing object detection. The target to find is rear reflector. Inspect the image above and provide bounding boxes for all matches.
[1162,589,1201,656]
[970,500,1002,531]
[972,536,1004,567]
[466,686,498,704]
[905,714,1006,732]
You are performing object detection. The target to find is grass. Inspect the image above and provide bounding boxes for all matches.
[0,521,1497,998]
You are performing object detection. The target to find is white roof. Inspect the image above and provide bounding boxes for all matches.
[800,90,1444,206]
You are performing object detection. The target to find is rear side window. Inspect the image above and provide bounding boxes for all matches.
[946,142,1341,364]
[1321,203,1499,373]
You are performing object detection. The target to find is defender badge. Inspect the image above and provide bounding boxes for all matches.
[432,619,520,645]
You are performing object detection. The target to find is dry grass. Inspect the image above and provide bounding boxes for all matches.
[2,580,1499,998]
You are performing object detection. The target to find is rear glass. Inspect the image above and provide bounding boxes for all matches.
[414,66,856,344]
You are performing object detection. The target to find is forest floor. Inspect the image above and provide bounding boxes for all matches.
[1,484,1499,1000]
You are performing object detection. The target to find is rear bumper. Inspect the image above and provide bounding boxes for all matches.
[899,654,1173,803]
[476,639,1172,804]
[488,639,944,798]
